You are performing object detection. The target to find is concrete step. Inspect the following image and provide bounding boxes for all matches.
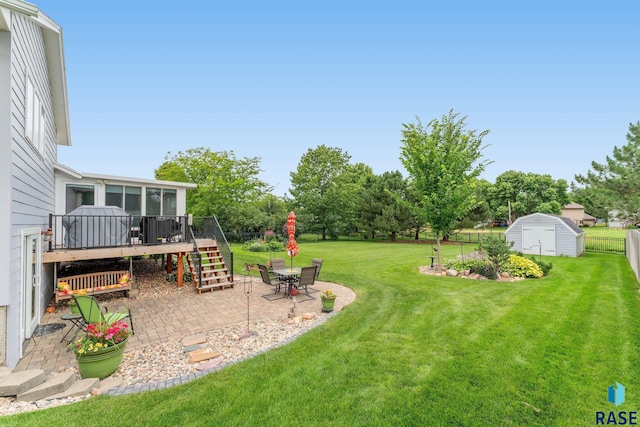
[0,369,46,396]
[17,371,75,402]
[47,377,98,400]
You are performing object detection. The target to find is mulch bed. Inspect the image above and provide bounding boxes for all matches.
[49,257,192,313]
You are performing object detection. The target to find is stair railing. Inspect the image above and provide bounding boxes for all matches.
[188,226,203,288]
[211,215,233,283]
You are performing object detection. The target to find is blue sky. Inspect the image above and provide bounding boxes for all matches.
[38,1,640,196]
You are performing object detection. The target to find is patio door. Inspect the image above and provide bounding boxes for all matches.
[21,229,42,347]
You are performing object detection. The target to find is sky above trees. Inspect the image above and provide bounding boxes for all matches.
[36,1,640,196]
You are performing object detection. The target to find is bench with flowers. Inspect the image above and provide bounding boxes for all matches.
[56,271,132,303]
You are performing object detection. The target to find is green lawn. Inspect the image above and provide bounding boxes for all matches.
[9,242,640,426]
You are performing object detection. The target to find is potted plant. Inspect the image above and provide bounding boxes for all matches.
[320,289,337,312]
[69,318,132,379]
[68,300,80,315]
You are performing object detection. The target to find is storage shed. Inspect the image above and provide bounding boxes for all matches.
[505,213,585,257]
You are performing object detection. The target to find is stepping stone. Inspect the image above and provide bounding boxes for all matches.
[188,348,221,363]
[183,343,208,353]
[195,356,224,371]
[17,372,75,402]
[47,378,99,400]
[182,333,207,347]
[0,370,46,396]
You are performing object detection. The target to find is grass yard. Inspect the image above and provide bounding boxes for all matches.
[8,242,640,426]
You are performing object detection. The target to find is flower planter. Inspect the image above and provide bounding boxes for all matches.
[69,302,80,315]
[321,296,336,312]
[75,338,128,379]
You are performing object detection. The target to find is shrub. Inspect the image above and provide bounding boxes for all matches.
[470,262,498,280]
[528,256,553,276]
[242,239,286,252]
[503,255,543,278]
[264,230,277,242]
[479,235,514,275]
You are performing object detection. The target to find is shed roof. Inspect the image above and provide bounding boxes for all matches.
[506,212,585,236]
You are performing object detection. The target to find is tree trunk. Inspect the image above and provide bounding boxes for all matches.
[322,227,327,240]
[436,235,442,271]
[414,228,420,240]
[391,231,396,242]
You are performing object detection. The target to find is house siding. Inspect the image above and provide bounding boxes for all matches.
[505,213,585,258]
[3,13,56,368]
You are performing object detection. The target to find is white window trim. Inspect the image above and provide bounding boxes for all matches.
[25,74,45,155]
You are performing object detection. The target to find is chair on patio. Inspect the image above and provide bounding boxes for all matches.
[292,265,318,297]
[258,264,285,298]
[72,295,135,334]
[311,258,323,279]
[270,258,286,270]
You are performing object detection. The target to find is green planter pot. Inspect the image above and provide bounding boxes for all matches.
[75,338,128,379]
[69,302,80,315]
[321,297,336,313]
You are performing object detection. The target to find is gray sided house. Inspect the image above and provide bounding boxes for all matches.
[505,213,585,257]
[0,2,70,367]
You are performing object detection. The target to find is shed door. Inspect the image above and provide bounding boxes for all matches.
[522,225,556,256]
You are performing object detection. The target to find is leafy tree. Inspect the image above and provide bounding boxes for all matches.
[400,110,491,268]
[574,121,640,222]
[486,171,570,221]
[155,147,270,228]
[290,145,369,240]
[454,178,493,230]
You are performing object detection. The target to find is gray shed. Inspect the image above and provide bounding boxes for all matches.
[504,213,585,257]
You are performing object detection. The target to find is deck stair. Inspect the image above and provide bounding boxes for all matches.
[187,244,235,293]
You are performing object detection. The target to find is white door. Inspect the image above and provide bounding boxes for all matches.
[21,229,42,347]
[522,225,556,256]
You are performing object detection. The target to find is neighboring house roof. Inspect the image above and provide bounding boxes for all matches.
[0,0,71,146]
[563,202,584,210]
[54,163,198,189]
[583,213,598,221]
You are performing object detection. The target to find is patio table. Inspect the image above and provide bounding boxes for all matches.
[272,268,301,296]
[60,312,85,343]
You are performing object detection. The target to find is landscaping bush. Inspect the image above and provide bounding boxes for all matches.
[479,235,514,276]
[470,262,498,280]
[529,256,553,276]
[242,239,286,252]
[503,255,544,278]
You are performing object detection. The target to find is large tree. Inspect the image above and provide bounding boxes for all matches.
[155,147,270,228]
[360,171,415,241]
[400,111,491,268]
[574,121,640,222]
[289,145,370,240]
[486,171,570,222]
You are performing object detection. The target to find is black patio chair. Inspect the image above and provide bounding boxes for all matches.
[292,265,318,297]
[258,264,286,300]
[311,258,323,279]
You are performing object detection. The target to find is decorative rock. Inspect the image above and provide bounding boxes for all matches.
[182,333,207,347]
[302,313,315,320]
[91,387,101,396]
[446,269,458,277]
[195,356,224,371]
[500,272,511,278]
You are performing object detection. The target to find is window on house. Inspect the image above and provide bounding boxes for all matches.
[146,188,176,216]
[105,185,142,216]
[124,186,142,216]
[146,188,161,215]
[162,189,177,216]
[65,184,95,213]
[106,185,124,207]
[25,76,45,155]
